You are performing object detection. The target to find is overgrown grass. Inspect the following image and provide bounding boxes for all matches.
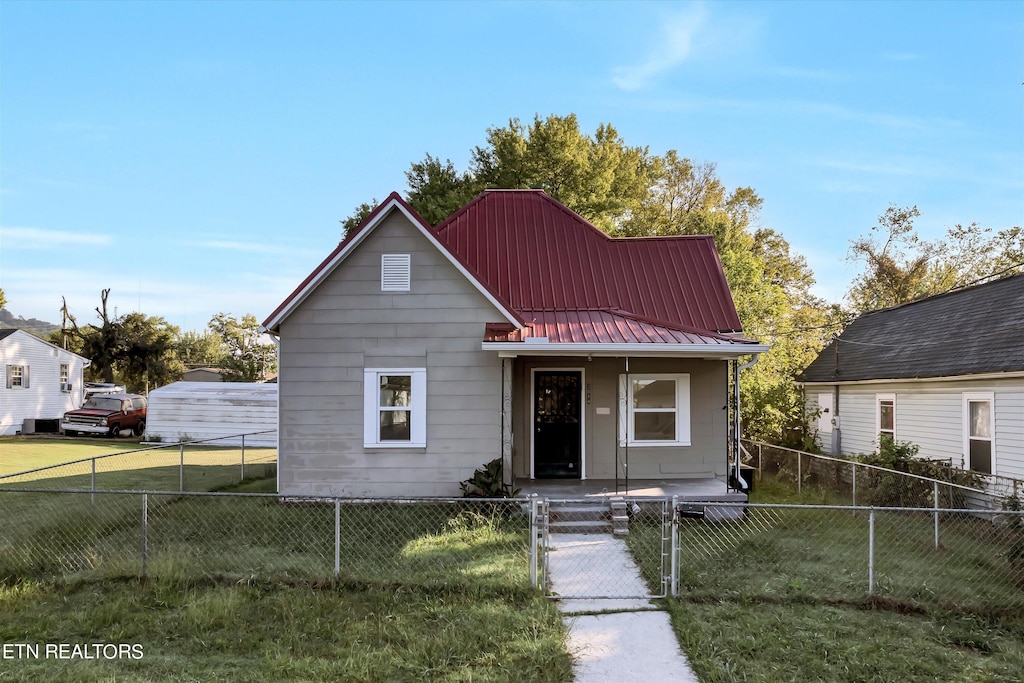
[668,600,1024,683]
[0,476,570,681]
[0,436,276,492]
[0,576,571,682]
[624,474,1024,681]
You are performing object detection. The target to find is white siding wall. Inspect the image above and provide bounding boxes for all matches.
[806,376,1024,480]
[277,212,507,497]
[145,382,277,446]
[0,330,87,435]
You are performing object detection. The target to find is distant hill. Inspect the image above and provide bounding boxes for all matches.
[0,309,60,339]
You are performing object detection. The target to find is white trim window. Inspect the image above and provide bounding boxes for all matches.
[963,392,994,475]
[876,393,895,446]
[381,254,411,292]
[363,368,426,447]
[60,363,70,391]
[618,373,690,446]
[6,364,29,389]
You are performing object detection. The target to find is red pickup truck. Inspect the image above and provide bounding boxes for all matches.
[61,393,147,438]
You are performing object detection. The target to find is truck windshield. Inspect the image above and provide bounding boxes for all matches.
[82,397,123,411]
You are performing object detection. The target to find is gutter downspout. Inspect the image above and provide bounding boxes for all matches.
[733,355,759,492]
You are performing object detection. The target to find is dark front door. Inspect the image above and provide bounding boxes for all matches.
[534,370,582,478]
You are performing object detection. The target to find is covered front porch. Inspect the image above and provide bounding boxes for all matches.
[517,475,747,502]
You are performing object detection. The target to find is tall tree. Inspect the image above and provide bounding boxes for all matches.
[57,290,185,391]
[176,330,226,367]
[0,288,6,310]
[847,205,1023,313]
[117,313,185,391]
[406,155,481,226]
[340,199,379,238]
[207,313,277,382]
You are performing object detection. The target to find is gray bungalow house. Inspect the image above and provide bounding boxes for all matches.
[800,274,1024,482]
[263,191,767,497]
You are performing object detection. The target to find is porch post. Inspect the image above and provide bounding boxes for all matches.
[501,358,514,491]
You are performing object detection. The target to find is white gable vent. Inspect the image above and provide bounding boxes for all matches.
[381,254,411,292]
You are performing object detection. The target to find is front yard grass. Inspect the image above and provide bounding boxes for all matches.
[0,436,276,492]
[0,477,571,681]
[625,474,1024,681]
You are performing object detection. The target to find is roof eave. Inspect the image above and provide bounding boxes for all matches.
[800,369,1024,386]
[483,341,770,358]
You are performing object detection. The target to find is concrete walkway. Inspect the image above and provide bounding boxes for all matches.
[547,534,699,683]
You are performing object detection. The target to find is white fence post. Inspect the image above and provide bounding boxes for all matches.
[91,458,96,507]
[179,444,184,492]
[241,434,246,481]
[933,481,940,551]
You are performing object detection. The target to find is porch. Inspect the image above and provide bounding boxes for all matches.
[517,476,747,502]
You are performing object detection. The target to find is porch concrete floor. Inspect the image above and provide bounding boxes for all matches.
[517,476,746,501]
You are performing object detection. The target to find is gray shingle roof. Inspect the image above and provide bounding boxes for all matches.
[800,274,1024,383]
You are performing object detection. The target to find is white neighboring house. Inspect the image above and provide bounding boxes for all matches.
[800,274,1024,483]
[0,329,91,435]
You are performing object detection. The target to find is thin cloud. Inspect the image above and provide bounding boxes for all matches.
[0,226,112,249]
[611,5,711,91]
[188,240,322,259]
[193,240,281,254]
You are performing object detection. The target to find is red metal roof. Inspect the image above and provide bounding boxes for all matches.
[266,189,758,351]
[483,309,754,345]
[434,190,744,334]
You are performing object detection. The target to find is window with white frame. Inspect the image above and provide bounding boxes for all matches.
[876,393,895,446]
[60,364,70,391]
[380,254,411,292]
[963,393,994,475]
[363,368,426,447]
[6,364,29,389]
[618,373,690,446]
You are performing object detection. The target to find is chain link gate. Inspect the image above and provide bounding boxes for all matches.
[529,495,672,600]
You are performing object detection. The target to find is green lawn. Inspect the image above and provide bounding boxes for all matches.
[0,477,571,681]
[624,475,1024,682]
[0,436,276,492]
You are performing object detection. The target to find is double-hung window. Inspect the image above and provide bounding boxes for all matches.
[876,394,895,446]
[363,368,426,447]
[618,373,690,446]
[963,393,994,474]
[60,364,70,391]
[6,365,28,389]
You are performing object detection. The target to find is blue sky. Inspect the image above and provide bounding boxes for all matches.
[2,1,1021,333]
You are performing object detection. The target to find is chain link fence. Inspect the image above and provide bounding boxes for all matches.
[671,502,1024,617]
[741,439,1015,510]
[3,485,1021,618]
[0,432,277,494]
[0,489,529,589]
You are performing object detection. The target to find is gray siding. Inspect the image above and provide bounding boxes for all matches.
[277,211,506,497]
[511,357,729,481]
[806,376,1024,480]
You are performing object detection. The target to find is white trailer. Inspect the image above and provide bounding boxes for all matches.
[144,381,277,446]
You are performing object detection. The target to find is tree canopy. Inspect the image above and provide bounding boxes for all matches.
[56,289,184,392]
[847,204,1024,313]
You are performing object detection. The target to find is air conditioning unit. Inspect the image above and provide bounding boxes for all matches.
[62,383,73,392]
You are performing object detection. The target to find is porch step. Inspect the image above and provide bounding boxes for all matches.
[547,499,631,535]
